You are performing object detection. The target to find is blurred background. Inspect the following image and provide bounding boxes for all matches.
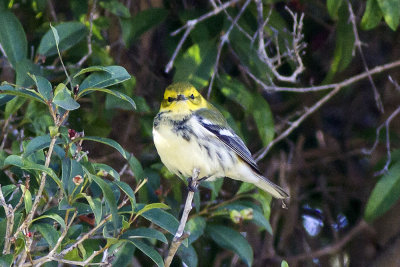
[1,0,400,266]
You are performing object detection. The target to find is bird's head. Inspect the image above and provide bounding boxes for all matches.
[160,82,208,113]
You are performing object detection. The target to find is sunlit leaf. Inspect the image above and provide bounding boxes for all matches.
[53,86,80,110]
[364,161,400,222]
[0,84,45,103]
[185,216,206,245]
[377,0,400,30]
[122,228,167,244]
[78,66,131,92]
[361,0,383,30]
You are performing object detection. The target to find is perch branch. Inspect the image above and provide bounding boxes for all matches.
[164,168,200,267]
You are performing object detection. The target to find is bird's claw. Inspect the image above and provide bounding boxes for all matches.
[187,177,199,192]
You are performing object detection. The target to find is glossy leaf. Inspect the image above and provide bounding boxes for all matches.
[185,216,206,245]
[361,0,383,30]
[88,173,119,231]
[78,88,135,110]
[364,161,400,222]
[122,228,167,244]
[53,86,80,110]
[33,223,60,248]
[114,180,136,213]
[38,22,87,56]
[377,0,400,30]
[24,134,63,157]
[0,84,45,103]
[4,155,63,191]
[128,239,164,267]
[80,193,102,225]
[134,203,169,220]
[141,207,179,235]
[20,185,32,214]
[29,74,53,101]
[177,244,198,267]
[0,10,27,68]
[206,225,253,266]
[79,136,129,159]
[78,66,131,91]
[32,213,66,230]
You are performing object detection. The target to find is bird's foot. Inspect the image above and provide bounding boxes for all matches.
[187,177,198,192]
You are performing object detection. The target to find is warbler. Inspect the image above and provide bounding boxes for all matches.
[153,82,289,199]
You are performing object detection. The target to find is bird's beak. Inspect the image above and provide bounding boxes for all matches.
[176,94,187,101]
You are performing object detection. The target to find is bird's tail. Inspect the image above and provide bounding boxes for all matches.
[254,173,289,199]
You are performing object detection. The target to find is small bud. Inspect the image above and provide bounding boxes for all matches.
[73,85,79,95]
[229,210,242,224]
[26,232,32,238]
[73,175,84,185]
[240,208,253,220]
[68,129,77,140]
[155,188,162,196]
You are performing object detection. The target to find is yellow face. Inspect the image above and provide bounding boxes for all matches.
[160,82,208,113]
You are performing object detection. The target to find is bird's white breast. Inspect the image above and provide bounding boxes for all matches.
[153,116,231,179]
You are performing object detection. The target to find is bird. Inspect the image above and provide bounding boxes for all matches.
[152,82,289,199]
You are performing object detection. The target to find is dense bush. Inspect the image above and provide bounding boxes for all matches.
[0,0,400,266]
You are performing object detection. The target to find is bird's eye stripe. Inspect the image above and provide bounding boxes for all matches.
[190,94,195,99]
[167,97,174,102]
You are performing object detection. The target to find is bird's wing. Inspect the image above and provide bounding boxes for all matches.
[195,107,260,173]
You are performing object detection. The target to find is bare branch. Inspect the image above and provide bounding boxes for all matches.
[347,0,383,113]
[165,0,240,73]
[207,0,251,99]
[164,168,200,267]
[76,0,97,67]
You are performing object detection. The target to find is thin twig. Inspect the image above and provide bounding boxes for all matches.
[165,0,240,73]
[254,58,400,161]
[207,0,251,99]
[164,168,200,267]
[285,220,368,262]
[347,0,383,113]
[76,0,97,67]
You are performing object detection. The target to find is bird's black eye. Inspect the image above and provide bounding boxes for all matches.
[168,97,174,103]
[190,94,195,100]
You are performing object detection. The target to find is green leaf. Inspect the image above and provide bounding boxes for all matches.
[237,182,255,195]
[32,213,66,230]
[206,225,253,267]
[114,180,136,213]
[122,228,167,244]
[120,8,168,46]
[364,161,400,222]
[100,0,130,18]
[0,10,27,68]
[20,185,32,214]
[78,66,131,91]
[128,153,145,181]
[87,172,119,232]
[141,207,179,235]
[4,96,26,119]
[361,0,383,30]
[281,260,289,267]
[53,85,80,110]
[325,4,355,81]
[218,76,274,145]
[1,184,16,198]
[23,134,58,157]
[38,22,87,56]
[0,84,45,103]
[78,88,135,110]
[79,136,130,159]
[377,0,400,30]
[16,59,42,87]
[177,244,198,267]
[173,40,217,88]
[79,193,102,226]
[33,223,60,248]
[185,216,206,245]
[94,163,120,180]
[29,74,53,101]
[327,0,343,20]
[4,155,63,191]
[128,239,164,267]
[135,203,170,220]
